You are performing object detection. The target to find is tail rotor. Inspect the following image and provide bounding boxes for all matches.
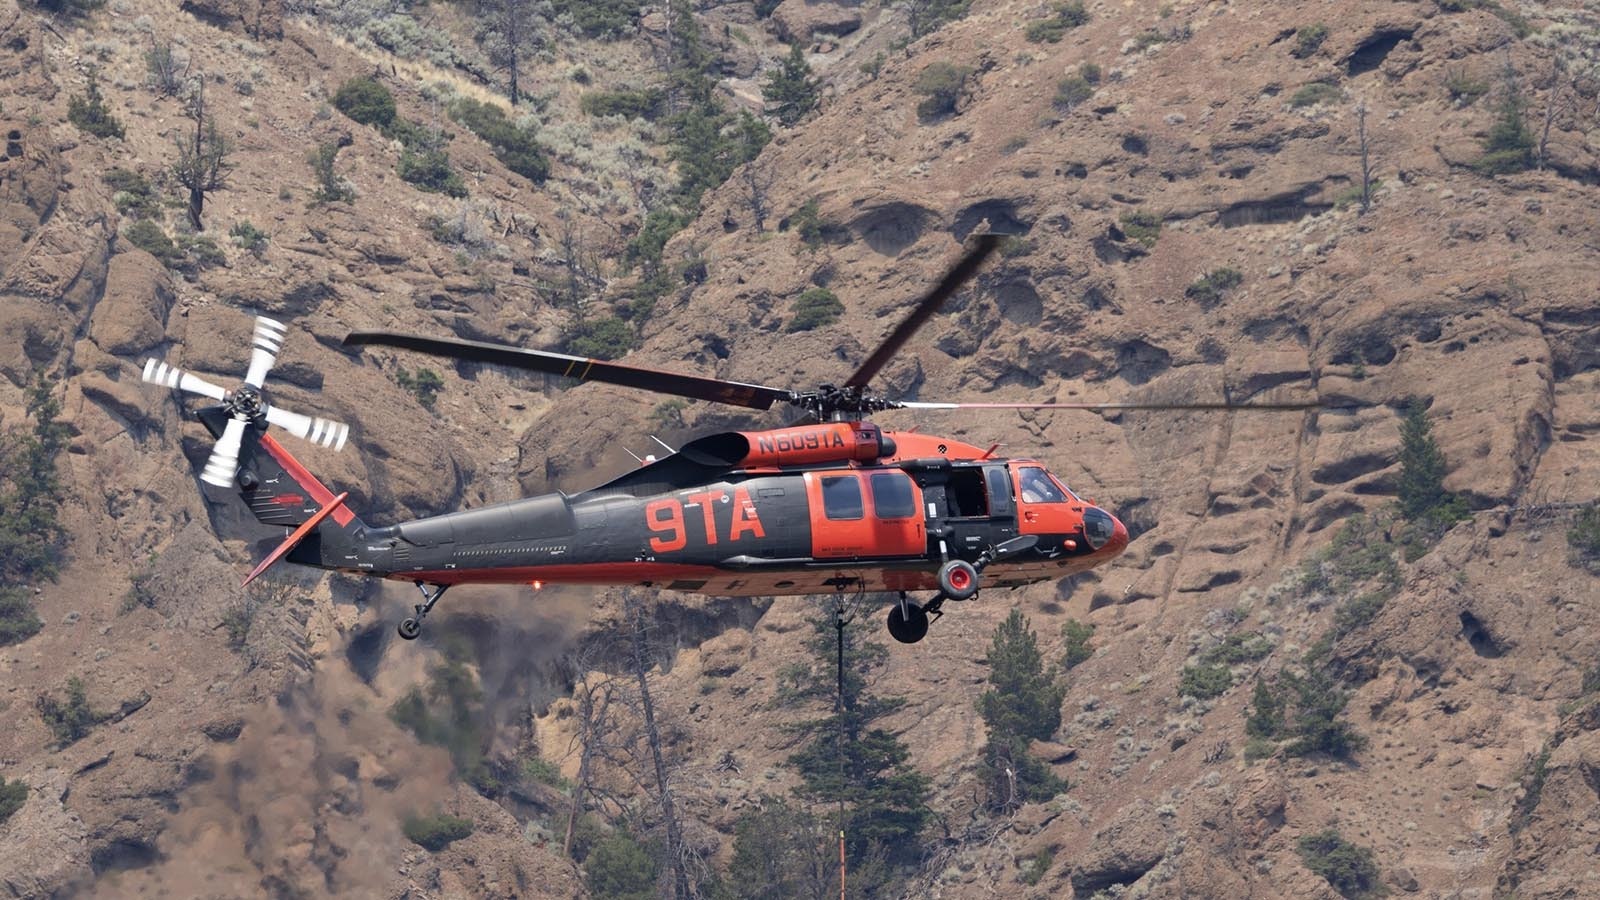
[142,315,351,488]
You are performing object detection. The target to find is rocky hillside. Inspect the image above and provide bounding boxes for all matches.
[1,0,1597,896]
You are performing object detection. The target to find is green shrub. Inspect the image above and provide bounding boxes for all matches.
[450,98,549,184]
[1081,62,1102,84]
[1202,631,1272,666]
[1283,670,1366,759]
[1438,0,1532,37]
[564,316,635,360]
[36,677,106,748]
[309,141,354,203]
[1290,82,1343,108]
[552,0,643,39]
[403,813,474,851]
[913,62,972,120]
[521,754,573,792]
[123,219,182,265]
[786,288,844,332]
[177,234,226,272]
[333,77,396,127]
[1245,677,1284,739]
[1060,618,1095,670]
[1120,210,1161,247]
[1570,506,1600,573]
[68,73,124,140]
[1296,829,1384,899]
[1185,267,1244,309]
[586,831,658,900]
[1292,24,1329,59]
[229,221,268,255]
[1024,0,1087,42]
[579,88,663,120]
[1179,662,1233,700]
[786,199,827,249]
[0,777,25,825]
[32,0,105,15]
[0,587,42,647]
[1054,74,1094,111]
[104,168,162,219]
[1020,848,1054,885]
[398,148,468,197]
[909,0,971,38]
[395,367,444,410]
[1475,65,1534,174]
[1443,65,1488,104]
[1131,28,1169,51]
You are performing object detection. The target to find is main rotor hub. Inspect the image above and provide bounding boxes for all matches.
[791,385,902,421]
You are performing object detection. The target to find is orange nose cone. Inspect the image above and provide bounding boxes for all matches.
[1106,514,1130,556]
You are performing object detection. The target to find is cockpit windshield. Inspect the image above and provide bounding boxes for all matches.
[1019,466,1071,504]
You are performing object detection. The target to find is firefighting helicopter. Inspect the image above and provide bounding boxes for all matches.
[141,236,1313,644]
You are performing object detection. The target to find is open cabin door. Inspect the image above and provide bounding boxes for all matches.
[804,470,925,559]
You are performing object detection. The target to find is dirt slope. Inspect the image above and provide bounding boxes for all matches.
[1,0,1597,897]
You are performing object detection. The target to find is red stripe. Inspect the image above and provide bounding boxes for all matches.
[243,493,349,587]
[259,433,355,527]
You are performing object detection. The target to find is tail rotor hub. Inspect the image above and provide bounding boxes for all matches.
[228,384,267,422]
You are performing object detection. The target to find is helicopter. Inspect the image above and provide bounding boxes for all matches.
[141,235,1312,644]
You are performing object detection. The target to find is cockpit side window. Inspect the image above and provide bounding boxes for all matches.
[1019,466,1068,504]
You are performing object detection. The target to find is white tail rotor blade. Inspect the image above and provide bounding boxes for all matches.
[264,405,350,451]
[142,359,229,402]
[201,417,247,487]
[243,316,288,388]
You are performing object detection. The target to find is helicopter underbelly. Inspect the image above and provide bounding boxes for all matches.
[388,552,1110,598]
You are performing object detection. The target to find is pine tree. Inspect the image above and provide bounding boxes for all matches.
[1397,400,1465,528]
[0,377,66,647]
[977,610,1068,809]
[1245,677,1283,739]
[786,614,929,883]
[172,82,232,230]
[763,44,820,127]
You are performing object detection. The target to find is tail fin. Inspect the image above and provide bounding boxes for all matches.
[198,406,368,570]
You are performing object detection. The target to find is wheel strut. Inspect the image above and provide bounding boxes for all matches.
[398,581,449,640]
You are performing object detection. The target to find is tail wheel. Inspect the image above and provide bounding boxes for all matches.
[938,559,979,601]
[886,600,930,644]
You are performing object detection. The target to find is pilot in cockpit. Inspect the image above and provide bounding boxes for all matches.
[1019,467,1068,504]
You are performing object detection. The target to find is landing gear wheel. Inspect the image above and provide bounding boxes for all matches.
[886,599,930,644]
[398,618,422,641]
[937,559,979,601]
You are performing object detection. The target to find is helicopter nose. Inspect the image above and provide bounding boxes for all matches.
[1082,507,1129,555]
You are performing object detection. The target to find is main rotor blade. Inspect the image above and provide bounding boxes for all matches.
[898,399,1321,411]
[342,332,796,411]
[142,359,228,401]
[844,234,1003,390]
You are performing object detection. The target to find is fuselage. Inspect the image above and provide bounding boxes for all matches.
[319,424,1130,598]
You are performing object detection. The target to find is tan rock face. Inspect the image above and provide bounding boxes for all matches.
[2,0,1598,897]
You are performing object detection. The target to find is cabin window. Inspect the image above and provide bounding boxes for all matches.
[986,466,1012,515]
[870,472,916,519]
[1019,466,1068,503]
[821,475,864,520]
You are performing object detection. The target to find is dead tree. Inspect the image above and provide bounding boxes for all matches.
[624,590,691,900]
[738,158,776,233]
[1355,101,1373,215]
[481,0,542,105]
[172,81,232,230]
[562,662,620,859]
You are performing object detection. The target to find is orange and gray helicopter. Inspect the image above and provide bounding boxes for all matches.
[141,236,1309,644]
